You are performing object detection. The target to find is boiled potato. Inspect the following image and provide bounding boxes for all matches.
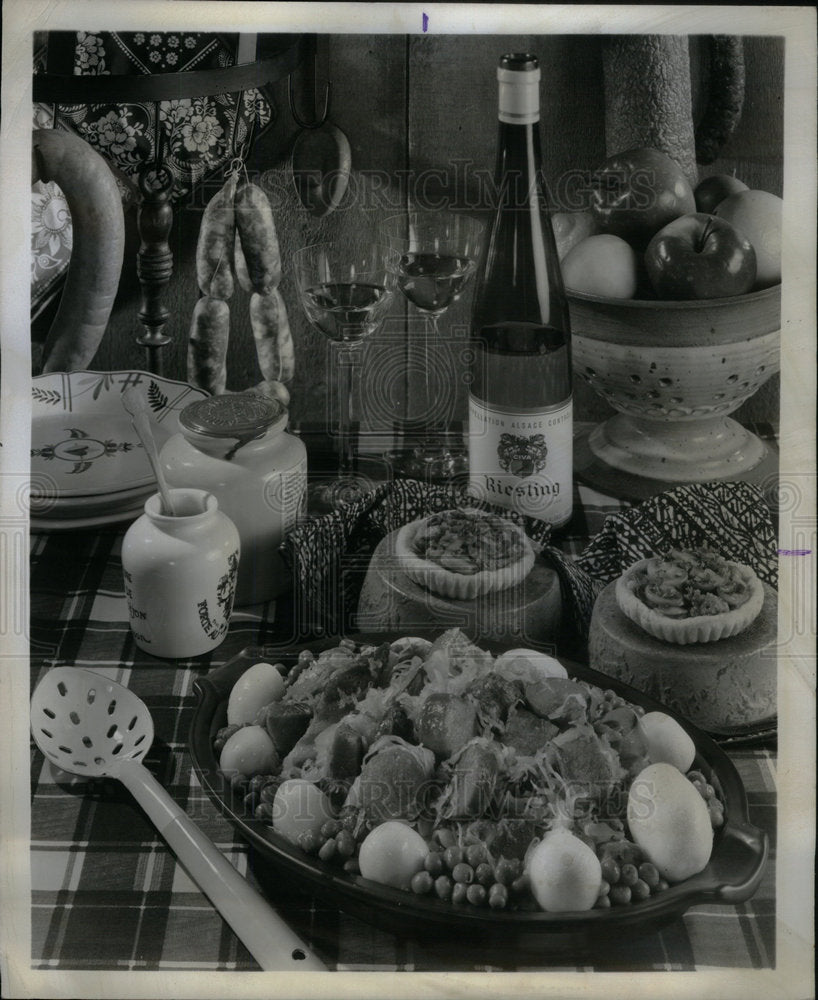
[272,779,334,845]
[227,661,285,726]
[627,762,713,882]
[526,826,602,912]
[639,711,696,773]
[494,648,568,684]
[219,725,278,779]
[358,820,429,890]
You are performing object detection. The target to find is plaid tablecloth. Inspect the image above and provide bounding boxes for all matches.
[29,477,777,973]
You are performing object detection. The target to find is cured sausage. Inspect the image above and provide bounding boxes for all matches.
[243,379,291,408]
[234,182,281,294]
[233,231,252,293]
[33,128,126,373]
[197,173,237,300]
[249,289,294,384]
[187,296,230,395]
[695,36,746,166]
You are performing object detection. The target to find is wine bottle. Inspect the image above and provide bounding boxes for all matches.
[468,53,573,529]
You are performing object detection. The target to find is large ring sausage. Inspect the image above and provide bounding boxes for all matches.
[33,128,126,373]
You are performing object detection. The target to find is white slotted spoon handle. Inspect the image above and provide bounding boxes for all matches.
[117,761,326,971]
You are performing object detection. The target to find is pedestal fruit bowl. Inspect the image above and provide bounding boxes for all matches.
[570,285,780,498]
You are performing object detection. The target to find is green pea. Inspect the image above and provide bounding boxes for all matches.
[610,884,632,906]
[411,871,434,895]
[631,878,651,901]
[424,852,445,877]
[638,862,660,889]
[444,846,465,870]
[466,883,487,906]
[434,875,453,901]
[488,884,508,910]
[452,862,475,884]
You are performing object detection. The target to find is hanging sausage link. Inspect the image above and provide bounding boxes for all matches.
[188,171,293,400]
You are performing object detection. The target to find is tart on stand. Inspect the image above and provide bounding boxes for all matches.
[589,549,777,736]
[357,509,562,645]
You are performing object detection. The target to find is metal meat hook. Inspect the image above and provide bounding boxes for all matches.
[288,53,330,130]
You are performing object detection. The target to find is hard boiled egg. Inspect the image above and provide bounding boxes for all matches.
[273,779,334,846]
[227,661,285,726]
[358,821,429,890]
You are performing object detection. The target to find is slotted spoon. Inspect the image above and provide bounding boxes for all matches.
[30,666,326,971]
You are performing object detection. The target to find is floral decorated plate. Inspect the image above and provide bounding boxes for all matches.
[30,505,150,533]
[31,371,207,499]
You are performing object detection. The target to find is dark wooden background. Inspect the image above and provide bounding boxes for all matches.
[34,34,785,439]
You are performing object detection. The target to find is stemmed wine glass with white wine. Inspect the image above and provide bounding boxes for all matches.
[293,241,396,501]
[380,210,484,479]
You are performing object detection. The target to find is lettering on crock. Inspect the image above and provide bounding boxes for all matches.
[197,550,239,640]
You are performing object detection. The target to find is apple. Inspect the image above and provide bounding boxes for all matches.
[561,233,638,299]
[694,174,749,214]
[644,213,757,300]
[590,147,696,250]
[552,210,598,261]
[714,189,782,288]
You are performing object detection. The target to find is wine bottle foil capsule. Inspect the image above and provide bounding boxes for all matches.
[497,53,541,124]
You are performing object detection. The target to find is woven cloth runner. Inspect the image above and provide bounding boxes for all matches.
[281,479,777,641]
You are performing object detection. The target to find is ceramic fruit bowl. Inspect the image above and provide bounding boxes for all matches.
[569,285,780,499]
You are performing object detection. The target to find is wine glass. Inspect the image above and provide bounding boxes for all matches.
[293,241,395,502]
[380,211,484,480]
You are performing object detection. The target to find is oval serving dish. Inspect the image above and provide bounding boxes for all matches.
[189,632,768,950]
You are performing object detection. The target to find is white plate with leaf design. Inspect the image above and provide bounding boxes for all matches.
[31,371,208,500]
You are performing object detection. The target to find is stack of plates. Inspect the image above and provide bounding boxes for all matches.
[31,371,208,532]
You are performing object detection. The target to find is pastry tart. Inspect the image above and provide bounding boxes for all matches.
[615,548,765,645]
[394,508,536,600]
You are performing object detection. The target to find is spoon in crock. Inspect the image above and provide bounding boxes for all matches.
[121,387,176,516]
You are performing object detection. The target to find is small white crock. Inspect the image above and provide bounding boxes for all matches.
[121,488,240,659]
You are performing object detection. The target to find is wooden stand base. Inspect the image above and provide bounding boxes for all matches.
[588,581,778,736]
[356,529,563,648]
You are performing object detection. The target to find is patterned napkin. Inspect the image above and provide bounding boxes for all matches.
[280,479,777,644]
[574,480,778,589]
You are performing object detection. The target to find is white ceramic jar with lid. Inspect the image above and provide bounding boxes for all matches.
[159,395,307,606]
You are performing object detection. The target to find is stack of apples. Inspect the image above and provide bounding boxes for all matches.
[555,147,783,301]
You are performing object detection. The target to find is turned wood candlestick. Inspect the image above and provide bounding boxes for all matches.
[136,163,175,375]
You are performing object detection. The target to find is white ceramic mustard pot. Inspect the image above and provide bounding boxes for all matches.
[122,487,240,659]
